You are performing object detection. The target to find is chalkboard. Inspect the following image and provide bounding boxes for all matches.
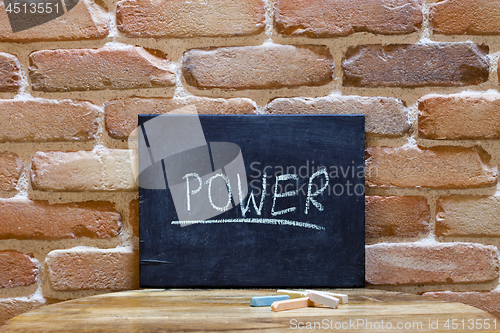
[139,115,365,288]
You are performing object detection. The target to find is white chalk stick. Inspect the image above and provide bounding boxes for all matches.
[307,291,339,309]
[306,290,348,304]
[307,300,323,307]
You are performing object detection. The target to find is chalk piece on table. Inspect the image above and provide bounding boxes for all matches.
[271,297,310,312]
[307,300,323,307]
[306,290,348,304]
[277,290,308,299]
[250,295,290,307]
[307,291,340,309]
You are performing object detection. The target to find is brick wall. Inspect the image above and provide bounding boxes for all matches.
[1,0,500,324]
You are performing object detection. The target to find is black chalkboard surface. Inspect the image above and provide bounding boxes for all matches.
[139,115,365,288]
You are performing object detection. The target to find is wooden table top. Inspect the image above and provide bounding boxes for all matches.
[1,289,499,332]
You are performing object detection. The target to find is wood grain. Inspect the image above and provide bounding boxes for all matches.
[1,289,499,332]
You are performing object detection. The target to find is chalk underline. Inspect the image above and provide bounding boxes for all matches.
[171,218,325,231]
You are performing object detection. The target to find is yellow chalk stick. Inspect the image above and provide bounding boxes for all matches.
[277,289,308,299]
[307,291,339,309]
[271,297,309,312]
[306,290,348,304]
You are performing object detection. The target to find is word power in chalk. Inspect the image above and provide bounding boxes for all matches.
[250,295,290,307]
[307,291,340,309]
[181,168,335,224]
[139,115,365,288]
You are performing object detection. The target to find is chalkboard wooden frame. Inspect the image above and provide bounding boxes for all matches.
[139,115,365,288]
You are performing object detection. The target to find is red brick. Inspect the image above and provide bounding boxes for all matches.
[419,94,500,140]
[31,149,137,191]
[117,0,265,38]
[0,251,38,288]
[275,0,422,37]
[0,0,108,42]
[0,299,45,326]
[0,53,20,92]
[365,145,498,189]
[129,199,139,237]
[46,250,139,291]
[365,196,430,238]
[436,196,500,237]
[423,291,500,319]
[105,97,256,139]
[183,44,333,90]
[0,152,23,192]
[29,47,175,92]
[265,96,410,137]
[342,43,489,87]
[0,99,99,142]
[430,0,500,35]
[0,199,121,240]
[366,243,499,285]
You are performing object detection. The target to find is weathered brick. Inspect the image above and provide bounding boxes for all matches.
[105,97,256,139]
[365,145,498,188]
[0,0,108,42]
[31,149,137,191]
[46,250,139,291]
[265,96,410,137]
[0,53,21,92]
[183,44,333,90]
[275,0,422,37]
[29,47,175,92]
[342,43,489,87]
[0,251,38,288]
[0,152,23,191]
[117,0,265,38]
[436,195,500,237]
[129,199,139,237]
[0,199,121,240]
[365,196,430,238]
[419,94,500,140]
[430,0,500,35]
[0,99,99,142]
[423,291,500,319]
[0,299,45,326]
[366,243,499,285]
